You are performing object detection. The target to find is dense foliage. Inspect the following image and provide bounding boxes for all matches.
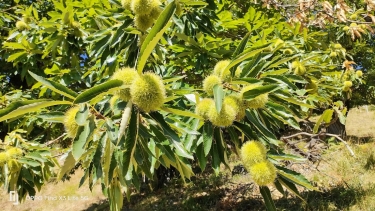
[1,0,374,210]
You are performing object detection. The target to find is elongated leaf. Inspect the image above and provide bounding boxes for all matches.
[242,85,279,100]
[0,100,72,122]
[266,102,300,130]
[75,104,89,125]
[150,112,193,159]
[232,32,251,58]
[28,71,78,99]
[277,177,304,201]
[273,94,315,108]
[57,152,76,180]
[72,117,95,160]
[196,141,207,171]
[260,186,276,211]
[122,107,138,176]
[214,128,229,168]
[213,84,224,113]
[266,54,300,69]
[223,45,270,74]
[233,121,257,140]
[203,122,213,156]
[263,75,298,90]
[274,179,285,195]
[245,110,280,145]
[161,107,203,119]
[74,80,123,104]
[277,166,319,191]
[313,109,334,133]
[137,0,176,73]
[37,111,65,123]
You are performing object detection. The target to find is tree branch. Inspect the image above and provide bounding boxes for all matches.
[281,131,355,157]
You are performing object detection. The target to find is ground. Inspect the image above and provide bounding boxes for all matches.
[1,106,375,211]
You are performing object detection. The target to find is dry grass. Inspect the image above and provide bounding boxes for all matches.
[346,106,375,138]
[0,169,106,211]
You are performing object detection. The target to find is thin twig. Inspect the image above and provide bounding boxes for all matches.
[325,133,355,157]
[281,132,355,157]
[45,133,66,146]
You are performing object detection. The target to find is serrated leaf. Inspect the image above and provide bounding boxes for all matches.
[277,166,319,191]
[122,107,138,176]
[223,44,271,74]
[0,100,72,122]
[72,117,95,160]
[232,32,251,58]
[277,177,304,201]
[137,0,176,73]
[57,152,76,180]
[245,110,280,145]
[28,71,78,99]
[74,80,123,104]
[75,104,89,125]
[150,112,193,159]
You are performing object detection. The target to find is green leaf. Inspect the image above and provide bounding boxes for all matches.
[242,85,279,100]
[150,112,193,159]
[37,111,65,123]
[277,166,319,191]
[245,110,280,145]
[266,54,300,69]
[313,109,334,133]
[137,0,176,73]
[75,104,89,125]
[266,102,300,130]
[232,32,251,58]
[213,84,224,113]
[122,107,138,176]
[57,152,76,180]
[277,177,304,201]
[260,186,276,211]
[203,122,213,156]
[103,138,112,187]
[263,75,298,90]
[18,158,40,167]
[73,80,123,104]
[7,51,27,62]
[223,44,271,74]
[161,107,203,120]
[109,181,123,211]
[28,71,78,99]
[274,179,285,195]
[72,117,95,160]
[0,100,72,122]
[233,121,257,140]
[196,140,207,171]
[273,94,315,108]
[214,128,229,168]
